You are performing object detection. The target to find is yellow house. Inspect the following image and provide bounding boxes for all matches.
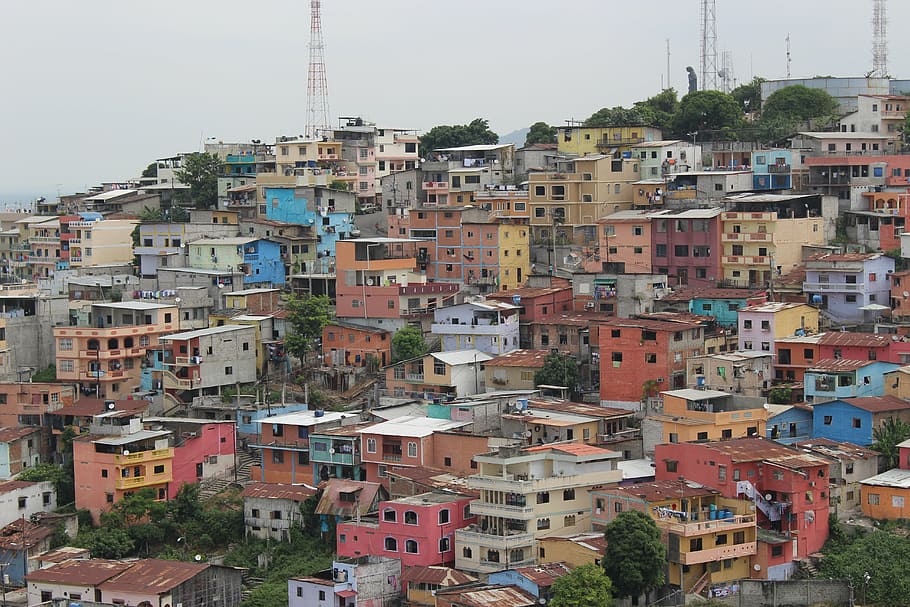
[385,350,494,398]
[646,388,768,448]
[529,155,640,246]
[592,479,756,594]
[537,533,607,568]
[401,566,477,606]
[497,222,531,291]
[884,366,910,400]
[720,210,824,287]
[485,349,548,390]
[737,302,819,352]
[556,126,663,157]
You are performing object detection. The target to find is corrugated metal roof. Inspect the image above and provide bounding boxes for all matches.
[833,395,910,413]
[817,332,889,347]
[485,349,550,368]
[100,559,209,593]
[511,562,574,587]
[26,559,132,585]
[860,468,910,488]
[241,483,317,501]
[314,479,384,517]
[808,358,875,372]
[436,585,537,607]
[403,565,477,586]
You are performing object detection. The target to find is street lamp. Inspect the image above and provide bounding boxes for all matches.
[862,571,871,606]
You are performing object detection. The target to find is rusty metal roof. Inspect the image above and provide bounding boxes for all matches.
[26,558,132,585]
[314,479,385,517]
[402,565,477,586]
[696,437,830,467]
[241,482,317,502]
[485,349,550,368]
[808,358,875,372]
[511,562,574,587]
[594,479,717,502]
[793,438,880,461]
[100,559,209,593]
[831,395,910,413]
[528,399,632,419]
[818,332,889,347]
[435,584,537,607]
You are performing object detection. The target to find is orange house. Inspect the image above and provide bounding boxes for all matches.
[55,302,178,399]
[861,468,910,519]
[73,416,174,523]
[0,382,75,428]
[594,211,655,274]
[323,321,391,367]
[774,334,823,383]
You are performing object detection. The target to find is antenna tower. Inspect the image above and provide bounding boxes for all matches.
[872,0,888,78]
[786,33,791,78]
[305,0,331,139]
[718,50,734,93]
[699,0,718,91]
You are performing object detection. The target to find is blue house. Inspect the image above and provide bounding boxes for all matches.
[488,562,574,600]
[687,289,762,327]
[812,396,910,446]
[804,359,898,404]
[264,186,357,272]
[235,402,310,435]
[751,149,792,190]
[766,403,814,444]
[242,239,286,286]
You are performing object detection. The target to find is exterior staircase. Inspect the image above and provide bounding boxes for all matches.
[736,480,781,522]
[198,477,234,500]
[690,569,712,595]
[236,449,260,483]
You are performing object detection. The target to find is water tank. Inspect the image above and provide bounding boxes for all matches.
[314,409,325,417]
[512,295,521,305]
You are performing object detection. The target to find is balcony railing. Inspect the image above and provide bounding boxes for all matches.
[469,500,535,519]
[675,541,757,565]
[658,513,755,536]
[722,255,769,266]
[803,282,864,292]
[114,448,173,465]
[767,164,792,174]
[404,373,425,383]
[455,528,535,550]
[115,473,171,490]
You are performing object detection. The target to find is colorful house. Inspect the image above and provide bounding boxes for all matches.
[454,443,622,575]
[795,438,881,518]
[737,302,819,354]
[336,491,475,566]
[803,359,899,403]
[598,317,703,409]
[188,237,285,286]
[803,253,894,323]
[650,208,723,288]
[323,321,391,368]
[289,557,401,607]
[310,423,372,484]
[644,389,767,454]
[487,562,574,601]
[812,395,910,446]
[766,404,814,444]
[242,482,318,541]
[773,333,823,383]
[401,566,477,607]
[384,350,493,400]
[751,149,793,190]
[654,438,831,568]
[484,349,550,391]
[592,480,756,595]
[431,301,520,355]
[860,468,910,519]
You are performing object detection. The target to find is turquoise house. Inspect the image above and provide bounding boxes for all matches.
[804,359,899,404]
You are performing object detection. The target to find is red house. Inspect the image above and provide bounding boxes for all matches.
[598,317,702,408]
[655,438,830,567]
[817,332,893,363]
[145,418,236,499]
[336,491,475,566]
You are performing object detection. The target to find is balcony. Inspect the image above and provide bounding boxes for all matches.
[469,500,535,519]
[467,471,614,493]
[675,541,757,565]
[115,473,171,490]
[803,282,864,292]
[767,164,792,174]
[30,235,59,243]
[722,255,769,266]
[114,448,173,465]
[249,439,309,451]
[455,527,535,550]
[404,373,425,383]
[382,453,403,462]
[721,232,771,242]
[659,513,755,537]
[422,181,449,191]
[596,137,645,148]
[431,322,511,335]
[162,369,194,390]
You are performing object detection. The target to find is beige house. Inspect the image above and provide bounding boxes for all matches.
[454,442,622,575]
[485,349,549,390]
[687,351,773,397]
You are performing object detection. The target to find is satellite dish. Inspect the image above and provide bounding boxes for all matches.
[194,554,203,562]
[174,297,182,304]
[366,278,374,286]
[524,430,532,438]
[903,291,909,299]
[754,564,761,571]
[329,448,335,455]
[765,494,773,501]
[105,400,116,410]
[218,283,224,289]
[123,450,130,456]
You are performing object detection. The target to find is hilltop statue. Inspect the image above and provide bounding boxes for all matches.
[686,66,697,94]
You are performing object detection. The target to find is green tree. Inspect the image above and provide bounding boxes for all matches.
[419,118,498,157]
[19,463,74,506]
[761,85,838,124]
[873,416,910,470]
[603,510,666,599]
[284,293,333,361]
[534,353,578,389]
[174,152,222,209]
[768,386,793,405]
[141,162,158,178]
[670,90,743,140]
[391,325,427,362]
[549,563,614,607]
[31,365,56,382]
[584,106,647,128]
[82,527,135,559]
[524,122,558,146]
[820,529,910,607]
[634,88,679,133]
[730,77,766,114]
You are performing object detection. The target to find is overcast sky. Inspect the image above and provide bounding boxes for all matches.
[1,0,906,202]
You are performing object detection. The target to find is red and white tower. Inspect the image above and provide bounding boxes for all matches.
[306,0,331,139]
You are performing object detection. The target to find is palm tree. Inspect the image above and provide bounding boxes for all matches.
[872,416,910,471]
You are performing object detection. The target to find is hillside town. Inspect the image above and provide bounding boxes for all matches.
[10,3,910,607]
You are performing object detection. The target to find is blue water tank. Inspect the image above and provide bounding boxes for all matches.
[512,295,521,305]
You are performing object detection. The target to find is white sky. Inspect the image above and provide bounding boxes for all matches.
[1,0,906,200]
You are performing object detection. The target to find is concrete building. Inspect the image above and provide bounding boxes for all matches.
[135,218,239,279]
[158,325,258,403]
[555,125,662,157]
[454,442,622,574]
[431,301,520,355]
[0,480,56,529]
[0,427,42,478]
[803,252,894,324]
[838,95,909,152]
[323,321,392,368]
[651,208,723,288]
[188,237,285,286]
[484,349,549,391]
[795,438,881,518]
[289,557,402,607]
[804,359,898,403]
[384,350,493,400]
[54,301,179,399]
[242,482,317,541]
[737,302,819,355]
[632,140,701,179]
[687,351,773,397]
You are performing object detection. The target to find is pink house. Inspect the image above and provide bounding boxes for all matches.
[594,211,655,274]
[358,416,470,483]
[150,418,236,499]
[336,491,476,566]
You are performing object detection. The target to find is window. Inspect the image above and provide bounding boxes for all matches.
[868,493,880,505]
[154,464,165,474]
[407,441,417,457]
[852,418,862,428]
[614,501,623,513]
[101,469,108,478]
[674,245,689,257]
[563,488,575,501]
[771,545,784,557]
[272,451,284,464]
[537,492,550,504]
[439,537,450,552]
[823,415,833,425]
[405,539,418,554]
[463,546,473,558]
[385,537,398,551]
[715,534,728,545]
[439,509,450,524]
[367,438,377,453]
[58,338,73,351]
[404,510,418,525]
[655,243,667,257]
[564,514,576,527]
[17,497,25,509]
[743,320,753,329]
[718,465,727,482]
[666,460,678,473]
[697,432,709,441]
[645,353,657,364]
[225,366,233,375]
[434,361,446,375]
[537,518,550,530]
